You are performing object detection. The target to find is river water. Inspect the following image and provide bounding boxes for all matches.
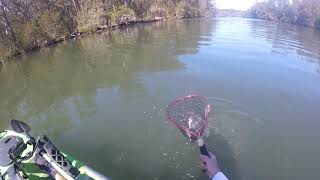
[0,18,320,179]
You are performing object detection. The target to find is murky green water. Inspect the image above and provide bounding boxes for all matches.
[1,18,320,180]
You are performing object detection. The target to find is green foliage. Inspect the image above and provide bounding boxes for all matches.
[250,0,320,29]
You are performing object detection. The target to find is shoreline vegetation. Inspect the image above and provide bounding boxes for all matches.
[0,0,215,62]
[215,9,247,17]
[249,0,320,30]
[1,0,319,63]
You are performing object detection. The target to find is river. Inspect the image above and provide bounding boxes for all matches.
[0,18,320,180]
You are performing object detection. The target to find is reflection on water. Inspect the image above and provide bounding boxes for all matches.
[250,19,320,61]
[0,18,320,180]
[249,19,320,74]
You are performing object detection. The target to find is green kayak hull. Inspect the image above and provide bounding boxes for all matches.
[0,130,106,180]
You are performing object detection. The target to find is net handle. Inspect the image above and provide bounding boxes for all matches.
[166,94,211,138]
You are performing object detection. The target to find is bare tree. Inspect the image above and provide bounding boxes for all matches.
[0,0,17,42]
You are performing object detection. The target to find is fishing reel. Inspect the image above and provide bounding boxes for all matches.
[1,120,81,180]
[0,134,36,179]
[1,120,107,180]
[9,137,35,163]
[0,120,38,179]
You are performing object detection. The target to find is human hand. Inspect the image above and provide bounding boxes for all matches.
[200,152,220,179]
[36,155,65,180]
[52,171,66,180]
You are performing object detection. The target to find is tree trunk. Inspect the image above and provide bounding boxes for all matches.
[71,0,79,11]
[0,3,17,43]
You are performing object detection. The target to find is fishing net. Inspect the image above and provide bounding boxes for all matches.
[166,94,211,141]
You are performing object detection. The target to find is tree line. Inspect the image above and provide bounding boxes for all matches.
[0,0,214,60]
[249,0,320,30]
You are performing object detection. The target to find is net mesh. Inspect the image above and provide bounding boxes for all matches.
[166,95,210,140]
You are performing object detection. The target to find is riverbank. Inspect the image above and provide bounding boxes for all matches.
[0,0,214,63]
[215,9,247,17]
[0,17,166,64]
[249,0,320,31]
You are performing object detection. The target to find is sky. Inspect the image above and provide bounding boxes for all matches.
[216,0,256,11]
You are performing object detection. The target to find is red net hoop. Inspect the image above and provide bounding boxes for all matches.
[166,94,211,140]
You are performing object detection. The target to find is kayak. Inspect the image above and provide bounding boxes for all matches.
[0,120,107,180]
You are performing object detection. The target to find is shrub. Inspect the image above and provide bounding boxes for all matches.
[76,1,104,32]
[106,5,136,25]
[37,11,68,40]
[15,20,42,50]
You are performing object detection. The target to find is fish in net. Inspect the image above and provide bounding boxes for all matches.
[166,94,211,141]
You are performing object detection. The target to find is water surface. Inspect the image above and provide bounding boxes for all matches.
[0,18,320,180]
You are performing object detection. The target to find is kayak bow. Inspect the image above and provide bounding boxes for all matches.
[0,120,108,180]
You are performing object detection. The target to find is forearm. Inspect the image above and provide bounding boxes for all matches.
[212,172,229,180]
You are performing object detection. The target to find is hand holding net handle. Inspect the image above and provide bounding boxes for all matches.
[198,138,210,157]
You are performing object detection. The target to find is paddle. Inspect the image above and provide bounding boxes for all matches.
[11,119,31,134]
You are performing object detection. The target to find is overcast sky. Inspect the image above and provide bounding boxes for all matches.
[216,0,256,10]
